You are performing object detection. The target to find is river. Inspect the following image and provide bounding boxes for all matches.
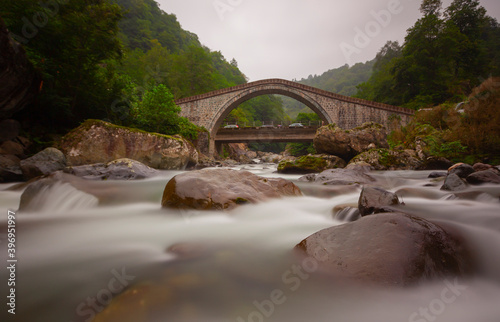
[1,164,500,322]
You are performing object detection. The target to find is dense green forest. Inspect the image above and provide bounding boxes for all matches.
[356,0,500,109]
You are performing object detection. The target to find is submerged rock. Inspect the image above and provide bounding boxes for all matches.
[59,120,198,170]
[20,147,67,180]
[299,168,376,186]
[358,186,400,217]
[294,213,471,286]
[64,158,159,180]
[314,122,389,161]
[162,169,302,211]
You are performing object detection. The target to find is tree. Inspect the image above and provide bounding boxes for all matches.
[420,0,443,16]
[132,84,181,134]
[1,0,124,130]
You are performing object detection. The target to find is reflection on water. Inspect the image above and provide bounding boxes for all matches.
[0,165,499,322]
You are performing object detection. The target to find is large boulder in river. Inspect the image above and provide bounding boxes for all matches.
[314,122,389,161]
[162,169,302,211]
[299,168,376,186]
[0,17,41,118]
[358,186,400,217]
[59,120,198,170]
[294,213,471,286]
[277,154,346,174]
[20,147,67,180]
[64,158,159,180]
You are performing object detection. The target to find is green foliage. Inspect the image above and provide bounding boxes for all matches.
[388,77,500,161]
[132,84,200,140]
[225,95,291,127]
[2,0,124,131]
[286,143,316,157]
[356,0,500,109]
[295,113,321,125]
[425,137,467,160]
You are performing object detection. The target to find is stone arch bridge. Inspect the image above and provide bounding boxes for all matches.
[175,79,414,155]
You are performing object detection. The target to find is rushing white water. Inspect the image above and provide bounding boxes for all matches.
[0,165,499,322]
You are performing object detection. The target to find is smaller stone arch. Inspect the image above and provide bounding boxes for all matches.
[209,83,332,137]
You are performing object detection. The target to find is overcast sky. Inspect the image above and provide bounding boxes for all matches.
[157,0,500,82]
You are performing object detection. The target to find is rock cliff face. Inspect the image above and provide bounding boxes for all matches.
[59,120,198,170]
[0,17,41,119]
[313,122,389,162]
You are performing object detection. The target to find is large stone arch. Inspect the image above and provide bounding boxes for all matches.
[209,83,333,138]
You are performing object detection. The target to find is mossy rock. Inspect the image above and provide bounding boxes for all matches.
[278,155,328,174]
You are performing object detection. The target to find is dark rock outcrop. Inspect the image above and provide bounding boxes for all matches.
[20,147,67,180]
[0,17,41,119]
[314,122,389,161]
[358,186,400,217]
[294,213,471,286]
[64,158,159,180]
[161,169,302,211]
[59,120,198,170]
[299,168,376,186]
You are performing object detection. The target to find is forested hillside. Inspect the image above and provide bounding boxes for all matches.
[283,61,374,119]
[356,0,500,109]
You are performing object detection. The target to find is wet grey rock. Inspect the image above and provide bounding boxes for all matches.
[449,163,475,179]
[294,213,471,286]
[64,158,159,180]
[20,147,67,180]
[441,174,468,191]
[466,170,500,185]
[358,186,401,217]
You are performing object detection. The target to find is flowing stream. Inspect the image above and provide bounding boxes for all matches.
[1,165,500,322]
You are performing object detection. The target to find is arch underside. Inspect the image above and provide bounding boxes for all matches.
[210,85,332,136]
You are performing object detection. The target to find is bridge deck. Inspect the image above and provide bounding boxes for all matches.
[215,127,317,143]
